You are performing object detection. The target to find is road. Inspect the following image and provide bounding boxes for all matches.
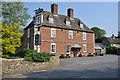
[9,54,119,78]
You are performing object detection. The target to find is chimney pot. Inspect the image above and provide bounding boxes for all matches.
[51,4,58,14]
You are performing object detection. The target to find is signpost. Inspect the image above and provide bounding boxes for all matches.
[34,8,43,52]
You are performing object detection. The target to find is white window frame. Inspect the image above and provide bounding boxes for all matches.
[66,20,70,26]
[49,17,54,23]
[28,28,30,38]
[83,32,86,40]
[51,28,56,38]
[69,31,73,40]
[67,45,71,53]
[51,43,56,53]
[80,23,84,28]
[83,44,87,52]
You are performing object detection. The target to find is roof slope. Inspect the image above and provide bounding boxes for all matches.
[25,11,93,33]
[106,37,120,44]
[95,43,106,49]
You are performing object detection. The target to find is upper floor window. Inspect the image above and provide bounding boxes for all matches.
[83,44,87,52]
[66,20,70,26]
[80,23,84,28]
[28,28,30,38]
[49,17,54,23]
[51,43,56,53]
[51,28,56,38]
[69,31,73,40]
[83,32,86,40]
[48,15,54,23]
[65,18,71,26]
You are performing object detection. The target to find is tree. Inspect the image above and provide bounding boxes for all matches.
[1,22,23,54]
[91,27,106,41]
[1,1,31,27]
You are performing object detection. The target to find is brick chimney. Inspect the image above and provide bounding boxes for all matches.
[51,4,58,14]
[67,8,74,17]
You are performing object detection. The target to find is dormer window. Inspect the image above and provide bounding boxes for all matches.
[48,15,54,23]
[66,20,70,25]
[79,21,84,28]
[80,23,84,28]
[65,18,70,26]
[49,17,54,23]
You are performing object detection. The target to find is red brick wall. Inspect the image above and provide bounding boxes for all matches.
[18,26,94,55]
[40,27,94,55]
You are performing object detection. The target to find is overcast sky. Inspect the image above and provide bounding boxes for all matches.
[24,2,118,37]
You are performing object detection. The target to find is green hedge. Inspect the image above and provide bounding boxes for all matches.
[24,48,51,62]
[106,46,117,54]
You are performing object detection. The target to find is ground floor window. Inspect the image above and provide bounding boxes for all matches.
[51,43,56,53]
[83,44,87,52]
[67,45,71,53]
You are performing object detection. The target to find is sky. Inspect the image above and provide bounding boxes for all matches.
[24,2,118,37]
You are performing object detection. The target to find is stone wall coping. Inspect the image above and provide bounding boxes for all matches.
[2,58,24,61]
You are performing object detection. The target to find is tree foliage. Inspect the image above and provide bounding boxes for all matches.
[1,22,23,54]
[91,27,106,40]
[1,1,31,27]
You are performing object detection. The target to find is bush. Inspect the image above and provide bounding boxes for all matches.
[106,46,117,54]
[15,48,38,58]
[2,55,18,59]
[2,55,9,58]
[24,49,51,62]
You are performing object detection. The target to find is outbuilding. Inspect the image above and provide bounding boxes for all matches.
[95,43,106,56]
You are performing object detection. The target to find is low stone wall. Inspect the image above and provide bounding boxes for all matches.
[2,56,59,78]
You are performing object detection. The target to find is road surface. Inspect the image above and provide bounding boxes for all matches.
[9,54,119,78]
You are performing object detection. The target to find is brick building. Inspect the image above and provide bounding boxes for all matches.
[19,4,95,56]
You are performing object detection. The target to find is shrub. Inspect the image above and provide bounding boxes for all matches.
[106,46,117,54]
[2,54,18,59]
[15,52,25,58]
[2,55,9,58]
[15,48,37,58]
[24,49,51,62]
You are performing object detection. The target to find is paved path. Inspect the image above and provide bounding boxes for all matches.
[9,54,119,78]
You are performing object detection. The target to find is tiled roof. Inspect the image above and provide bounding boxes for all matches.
[106,37,120,44]
[25,11,93,33]
[95,43,106,49]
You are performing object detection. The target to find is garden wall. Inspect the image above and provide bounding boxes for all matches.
[2,56,59,78]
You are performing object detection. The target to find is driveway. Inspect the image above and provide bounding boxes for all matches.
[9,54,118,78]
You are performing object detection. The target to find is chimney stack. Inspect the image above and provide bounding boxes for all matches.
[67,8,74,17]
[51,4,58,14]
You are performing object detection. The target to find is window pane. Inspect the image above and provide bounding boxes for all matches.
[66,21,70,25]
[80,24,83,28]
[28,29,30,38]
[67,45,71,53]
[51,44,56,53]
[83,44,86,52]
[49,18,54,23]
[51,28,56,38]
[69,31,73,39]
[83,33,86,40]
